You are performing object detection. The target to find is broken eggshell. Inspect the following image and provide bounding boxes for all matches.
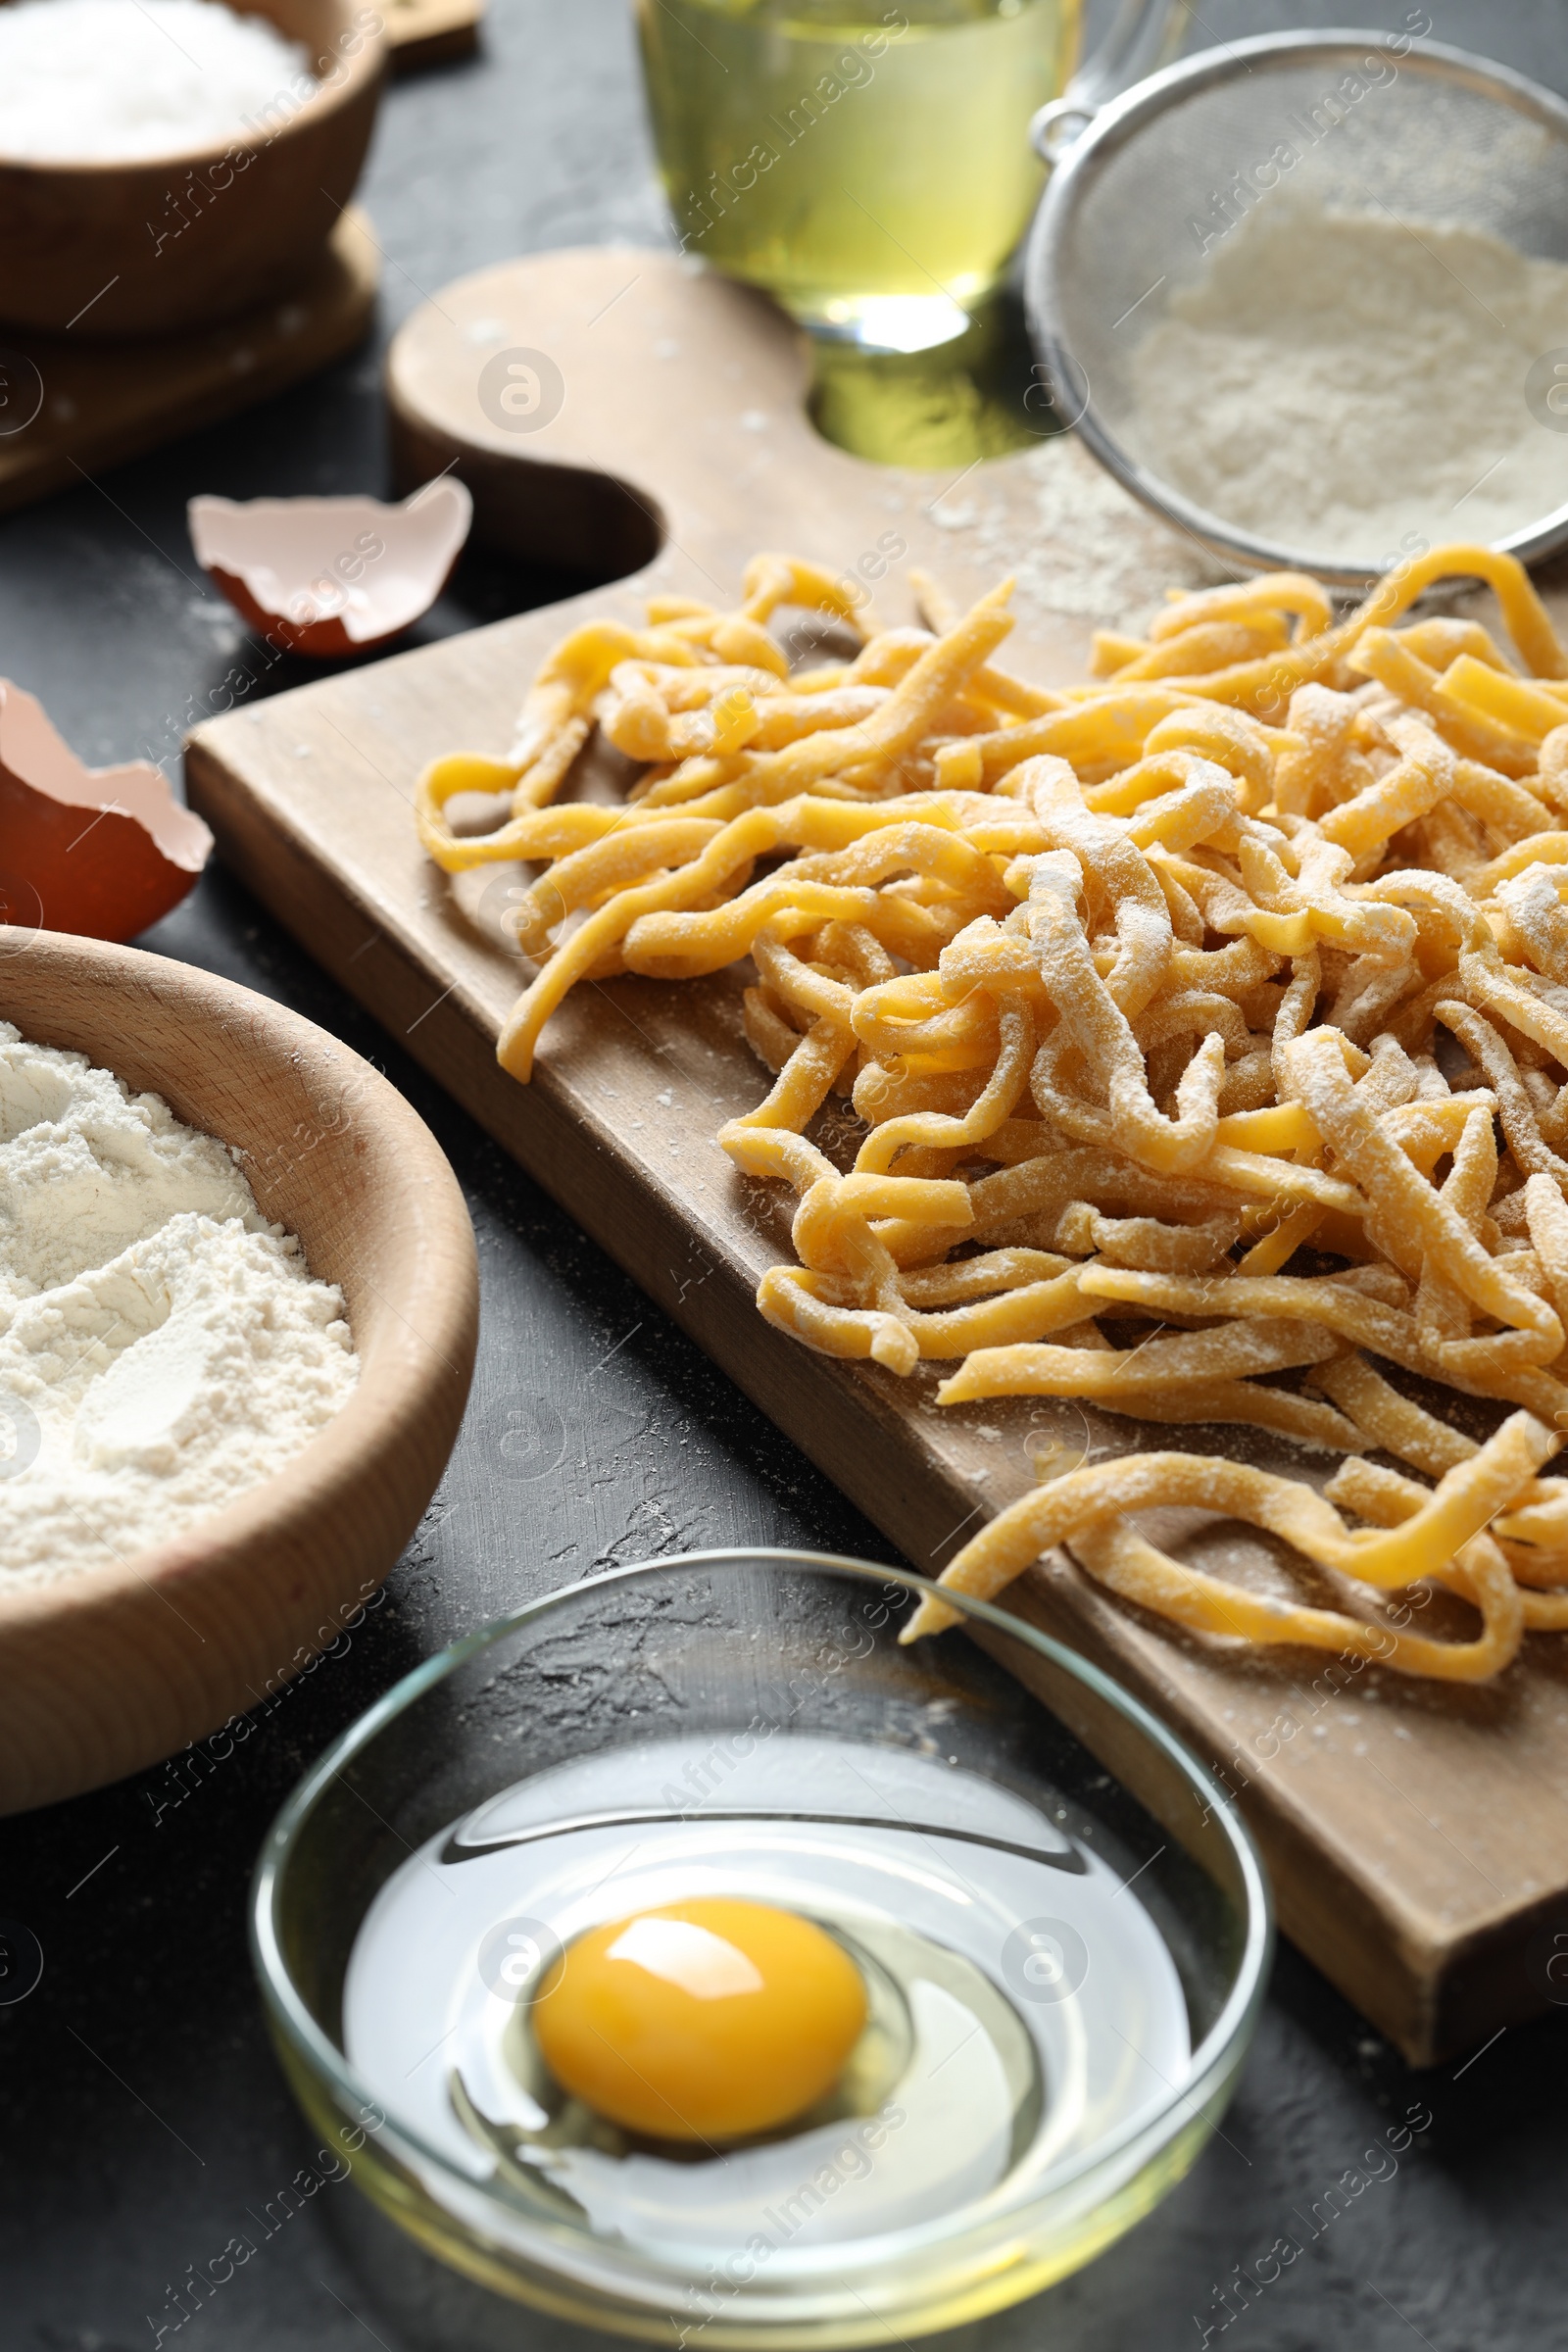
[0,681,212,944]
[187,479,474,658]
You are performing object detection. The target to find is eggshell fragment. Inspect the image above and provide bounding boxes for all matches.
[0,681,213,944]
[188,479,473,657]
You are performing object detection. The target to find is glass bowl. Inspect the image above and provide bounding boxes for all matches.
[251,1549,1270,2347]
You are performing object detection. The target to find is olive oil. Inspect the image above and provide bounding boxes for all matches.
[636,0,1079,344]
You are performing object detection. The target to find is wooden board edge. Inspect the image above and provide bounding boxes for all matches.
[997,1571,1568,2067]
[975,1587,1442,2063]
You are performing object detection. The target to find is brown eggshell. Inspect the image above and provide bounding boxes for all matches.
[0,683,213,944]
[188,478,473,656]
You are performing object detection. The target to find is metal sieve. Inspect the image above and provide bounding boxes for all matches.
[1023,30,1568,585]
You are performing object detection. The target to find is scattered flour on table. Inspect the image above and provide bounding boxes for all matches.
[0,1023,357,1585]
[929,430,1226,628]
[1123,200,1568,566]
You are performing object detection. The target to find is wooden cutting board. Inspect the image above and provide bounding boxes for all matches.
[185,244,1568,2066]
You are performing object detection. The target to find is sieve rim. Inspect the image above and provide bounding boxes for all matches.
[1025,28,1568,587]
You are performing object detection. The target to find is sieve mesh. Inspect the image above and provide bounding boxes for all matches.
[1025,32,1568,581]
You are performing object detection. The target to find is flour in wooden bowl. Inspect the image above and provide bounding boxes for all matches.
[0,0,314,163]
[0,1022,358,1585]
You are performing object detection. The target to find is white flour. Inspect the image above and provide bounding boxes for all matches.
[931,430,1225,626]
[1124,200,1568,566]
[921,423,1222,644]
[0,1024,358,1585]
[0,0,313,163]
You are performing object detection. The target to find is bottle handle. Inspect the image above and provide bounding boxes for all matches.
[1029,0,1182,165]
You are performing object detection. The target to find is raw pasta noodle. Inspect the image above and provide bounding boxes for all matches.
[417,542,1568,1684]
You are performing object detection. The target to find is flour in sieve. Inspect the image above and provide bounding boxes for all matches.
[0,1023,358,1584]
[1123,198,1568,566]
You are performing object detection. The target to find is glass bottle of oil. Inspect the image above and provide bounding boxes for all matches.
[635,0,1080,349]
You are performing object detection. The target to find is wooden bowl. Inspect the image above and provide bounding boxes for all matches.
[0,932,477,1814]
[0,0,385,338]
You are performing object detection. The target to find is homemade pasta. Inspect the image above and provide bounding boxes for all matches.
[417,544,1568,1683]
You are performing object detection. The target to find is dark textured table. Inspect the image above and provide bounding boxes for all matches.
[5,2,1568,2344]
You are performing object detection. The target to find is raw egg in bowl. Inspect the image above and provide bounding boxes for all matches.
[252,1549,1269,2346]
[531,1898,868,2142]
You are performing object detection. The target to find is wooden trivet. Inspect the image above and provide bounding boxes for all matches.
[0,209,378,520]
[386,0,484,69]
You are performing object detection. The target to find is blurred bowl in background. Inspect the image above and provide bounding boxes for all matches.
[0,0,386,338]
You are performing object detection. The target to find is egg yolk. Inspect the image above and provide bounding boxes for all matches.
[532,1897,867,2142]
